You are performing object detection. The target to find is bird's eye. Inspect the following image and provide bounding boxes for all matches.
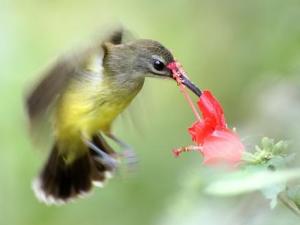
[153,60,165,71]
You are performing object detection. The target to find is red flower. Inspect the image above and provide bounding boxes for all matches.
[187,91,244,165]
[200,128,245,165]
[168,61,244,166]
[188,91,226,144]
[177,91,244,166]
[188,91,226,142]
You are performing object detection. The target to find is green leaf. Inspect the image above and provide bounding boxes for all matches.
[261,137,274,153]
[273,140,289,155]
[205,168,300,196]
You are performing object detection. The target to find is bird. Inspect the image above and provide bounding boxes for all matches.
[25,28,201,205]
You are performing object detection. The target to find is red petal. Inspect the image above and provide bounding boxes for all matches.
[198,91,227,128]
[188,121,214,144]
[188,90,228,144]
[200,128,244,166]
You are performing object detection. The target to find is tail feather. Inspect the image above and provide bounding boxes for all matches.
[33,135,116,205]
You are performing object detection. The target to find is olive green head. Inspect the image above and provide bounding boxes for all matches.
[103,39,174,79]
[103,38,201,97]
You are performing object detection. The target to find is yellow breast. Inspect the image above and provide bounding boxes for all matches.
[54,77,143,140]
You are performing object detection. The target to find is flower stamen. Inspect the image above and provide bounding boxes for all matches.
[173,145,202,157]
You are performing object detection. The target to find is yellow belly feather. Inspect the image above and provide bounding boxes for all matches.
[54,79,142,142]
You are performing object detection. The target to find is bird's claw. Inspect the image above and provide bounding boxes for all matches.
[120,148,138,172]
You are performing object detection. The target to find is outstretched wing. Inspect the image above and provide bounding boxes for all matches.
[24,27,137,149]
[25,27,131,125]
[26,54,77,121]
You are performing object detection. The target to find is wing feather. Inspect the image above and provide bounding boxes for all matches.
[25,27,132,125]
[26,55,77,120]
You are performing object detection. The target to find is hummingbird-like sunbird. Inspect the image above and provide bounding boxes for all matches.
[26,28,201,205]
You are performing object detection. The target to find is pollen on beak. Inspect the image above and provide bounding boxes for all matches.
[167,61,202,97]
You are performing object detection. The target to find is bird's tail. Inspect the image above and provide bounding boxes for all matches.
[32,135,116,205]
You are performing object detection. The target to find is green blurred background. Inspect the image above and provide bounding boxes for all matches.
[1,0,300,224]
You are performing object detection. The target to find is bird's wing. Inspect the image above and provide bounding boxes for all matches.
[25,27,132,125]
[24,27,136,148]
[25,52,80,122]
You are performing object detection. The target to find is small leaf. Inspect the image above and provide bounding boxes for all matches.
[273,140,289,155]
[246,138,290,165]
[255,145,261,153]
[261,137,274,153]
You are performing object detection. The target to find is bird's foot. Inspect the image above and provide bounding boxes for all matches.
[120,148,138,172]
[84,139,119,170]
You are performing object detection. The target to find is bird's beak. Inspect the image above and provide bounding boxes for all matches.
[167,62,202,97]
[180,75,202,97]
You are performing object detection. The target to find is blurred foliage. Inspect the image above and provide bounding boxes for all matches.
[287,186,300,209]
[1,0,300,225]
[243,137,290,165]
[206,137,300,211]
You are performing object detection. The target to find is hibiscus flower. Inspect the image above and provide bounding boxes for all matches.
[167,61,244,166]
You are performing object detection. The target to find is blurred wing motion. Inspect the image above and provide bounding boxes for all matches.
[25,28,128,127]
[26,53,80,122]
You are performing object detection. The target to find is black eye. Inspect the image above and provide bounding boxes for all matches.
[153,60,165,71]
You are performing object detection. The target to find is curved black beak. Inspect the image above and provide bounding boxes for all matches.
[180,75,202,97]
[167,61,202,97]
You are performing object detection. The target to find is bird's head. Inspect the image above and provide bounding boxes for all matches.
[103,39,201,97]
